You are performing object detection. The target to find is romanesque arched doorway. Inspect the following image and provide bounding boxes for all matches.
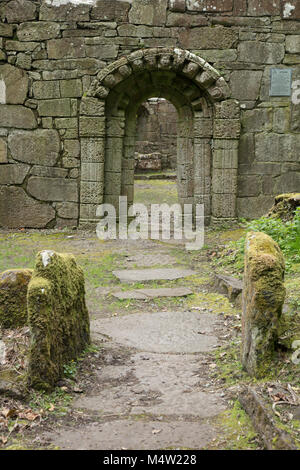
[78,48,240,227]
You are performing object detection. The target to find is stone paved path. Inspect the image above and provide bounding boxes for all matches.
[39,237,239,450]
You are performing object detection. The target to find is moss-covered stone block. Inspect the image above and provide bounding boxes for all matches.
[0,269,33,329]
[266,193,300,222]
[27,250,90,390]
[242,232,286,378]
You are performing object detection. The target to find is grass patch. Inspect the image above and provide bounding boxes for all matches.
[213,400,260,450]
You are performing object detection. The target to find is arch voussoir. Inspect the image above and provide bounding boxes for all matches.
[88,48,230,104]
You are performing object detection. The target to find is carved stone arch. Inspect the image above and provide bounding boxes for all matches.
[79,48,240,227]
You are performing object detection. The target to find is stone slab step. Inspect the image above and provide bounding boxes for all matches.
[112,287,193,300]
[214,273,243,306]
[113,268,195,283]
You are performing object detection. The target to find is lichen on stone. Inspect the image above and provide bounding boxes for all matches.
[0,269,33,329]
[27,250,90,390]
[242,232,286,378]
[266,193,300,222]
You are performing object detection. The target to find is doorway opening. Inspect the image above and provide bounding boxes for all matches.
[134,97,178,212]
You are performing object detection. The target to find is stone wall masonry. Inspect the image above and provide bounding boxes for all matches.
[0,0,299,228]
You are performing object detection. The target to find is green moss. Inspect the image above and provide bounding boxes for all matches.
[267,193,300,222]
[27,251,90,391]
[0,269,33,328]
[213,400,260,450]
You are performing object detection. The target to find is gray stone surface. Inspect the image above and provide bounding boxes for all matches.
[0,138,7,163]
[93,311,220,354]
[0,186,55,228]
[113,268,195,283]
[0,105,37,129]
[27,177,78,202]
[8,129,60,166]
[75,350,226,416]
[17,22,60,41]
[3,0,37,23]
[44,420,216,450]
[0,163,29,184]
[0,64,29,104]
[113,287,193,300]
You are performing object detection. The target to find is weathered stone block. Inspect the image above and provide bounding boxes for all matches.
[248,0,280,16]
[79,203,98,220]
[40,3,90,22]
[81,162,104,182]
[242,232,285,378]
[38,99,77,117]
[79,117,105,137]
[186,0,233,11]
[27,177,78,202]
[60,79,83,98]
[238,41,285,64]
[0,24,14,37]
[0,186,55,228]
[0,138,7,163]
[212,168,238,193]
[117,24,153,37]
[80,97,105,116]
[238,133,255,166]
[80,181,104,204]
[213,144,239,169]
[241,108,272,132]
[9,129,60,166]
[62,157,79,169]
[91,1,130,22]
[168,0,186,12]
[256,133,300,163]
[0,269,33,329]
[105,172,122,195]
[286,35,300,53]
[238,175,262,197]
[274,172,300,194]
[56,202,79,219]
[33,80,60,100]
[215,99,240,119]
[0,163,29,184]
[47,38,85,59]
[179,26,238,49]
[3,0,36,23]
[0,105,37,129]
[30,166,68,178]
[230,70,263,101]
[212,193,236,218]
[63,139,80,159]
[273,107,290,133]
[54,118,78,129]
[85,44,119,59]
[194,176,211,195]
[129,0,168,26]
[17,22,60,42]
[27,250,90,390]
[214,119,240,139]
[194,118,213,138]
[81,138,105,163]
[0,64,29,105]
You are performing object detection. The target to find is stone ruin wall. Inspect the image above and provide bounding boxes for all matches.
[135,98,177,171]
[0,0,299,228]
